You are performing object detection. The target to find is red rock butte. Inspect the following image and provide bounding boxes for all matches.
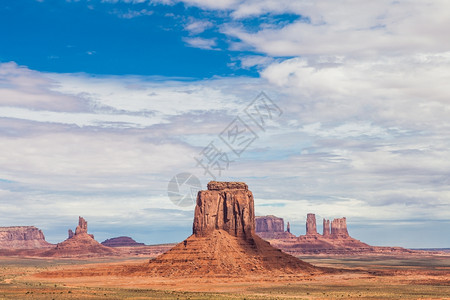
[143,181,318,276]
[42,217,117,257]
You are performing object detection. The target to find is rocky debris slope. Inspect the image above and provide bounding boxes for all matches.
[0,226,53,249]
[42,217,118,257]
[101,236,145,247]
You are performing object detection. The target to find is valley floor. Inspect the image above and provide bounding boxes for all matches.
[0,254,449,299]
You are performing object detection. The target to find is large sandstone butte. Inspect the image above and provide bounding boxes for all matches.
[43,217,117,257]
[145,181,317,276]
[0,226,53,249]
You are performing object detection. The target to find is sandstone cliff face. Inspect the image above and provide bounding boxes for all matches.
[306,213,318,235]
[331,217,349,238]
[193,181,254,239]
[0,226,53,249]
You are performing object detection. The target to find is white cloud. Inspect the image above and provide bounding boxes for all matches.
[184,19,213,35]
[0,62,88,112]
[3,0,450,246]
[260,55,450,129]
[237,55,274,69]
[183,37,217,50]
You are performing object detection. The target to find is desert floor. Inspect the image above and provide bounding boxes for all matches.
[0,254,449,299]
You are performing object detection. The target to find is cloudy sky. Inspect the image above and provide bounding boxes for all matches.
[1,0,449,248]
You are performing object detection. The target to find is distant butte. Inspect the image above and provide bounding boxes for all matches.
[256,213,415,255]
[255,215,295,239]
[42,217,118,258]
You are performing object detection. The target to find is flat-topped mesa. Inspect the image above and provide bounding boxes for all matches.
[331,217,349,238]
[255,215,295,240]
[255,215,284,233]
[306,213,318,235]
[0,226,52,249]
[207,181,248,191]
[323,219,330,237]
[193,181,254,239]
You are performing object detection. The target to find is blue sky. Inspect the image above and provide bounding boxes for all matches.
[1,0,450,248]
[1,0,259,77]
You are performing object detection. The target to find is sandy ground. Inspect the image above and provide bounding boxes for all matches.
[0,254,449,299]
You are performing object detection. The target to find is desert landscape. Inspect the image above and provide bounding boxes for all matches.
[1,181,449,299]
[2,1,450,299]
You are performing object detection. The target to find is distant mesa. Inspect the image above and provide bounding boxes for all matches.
[0,226,53,249]
[101,236,145,247]
[42,217,118,257]
[255,215,295,239]
[256,213,414,255]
